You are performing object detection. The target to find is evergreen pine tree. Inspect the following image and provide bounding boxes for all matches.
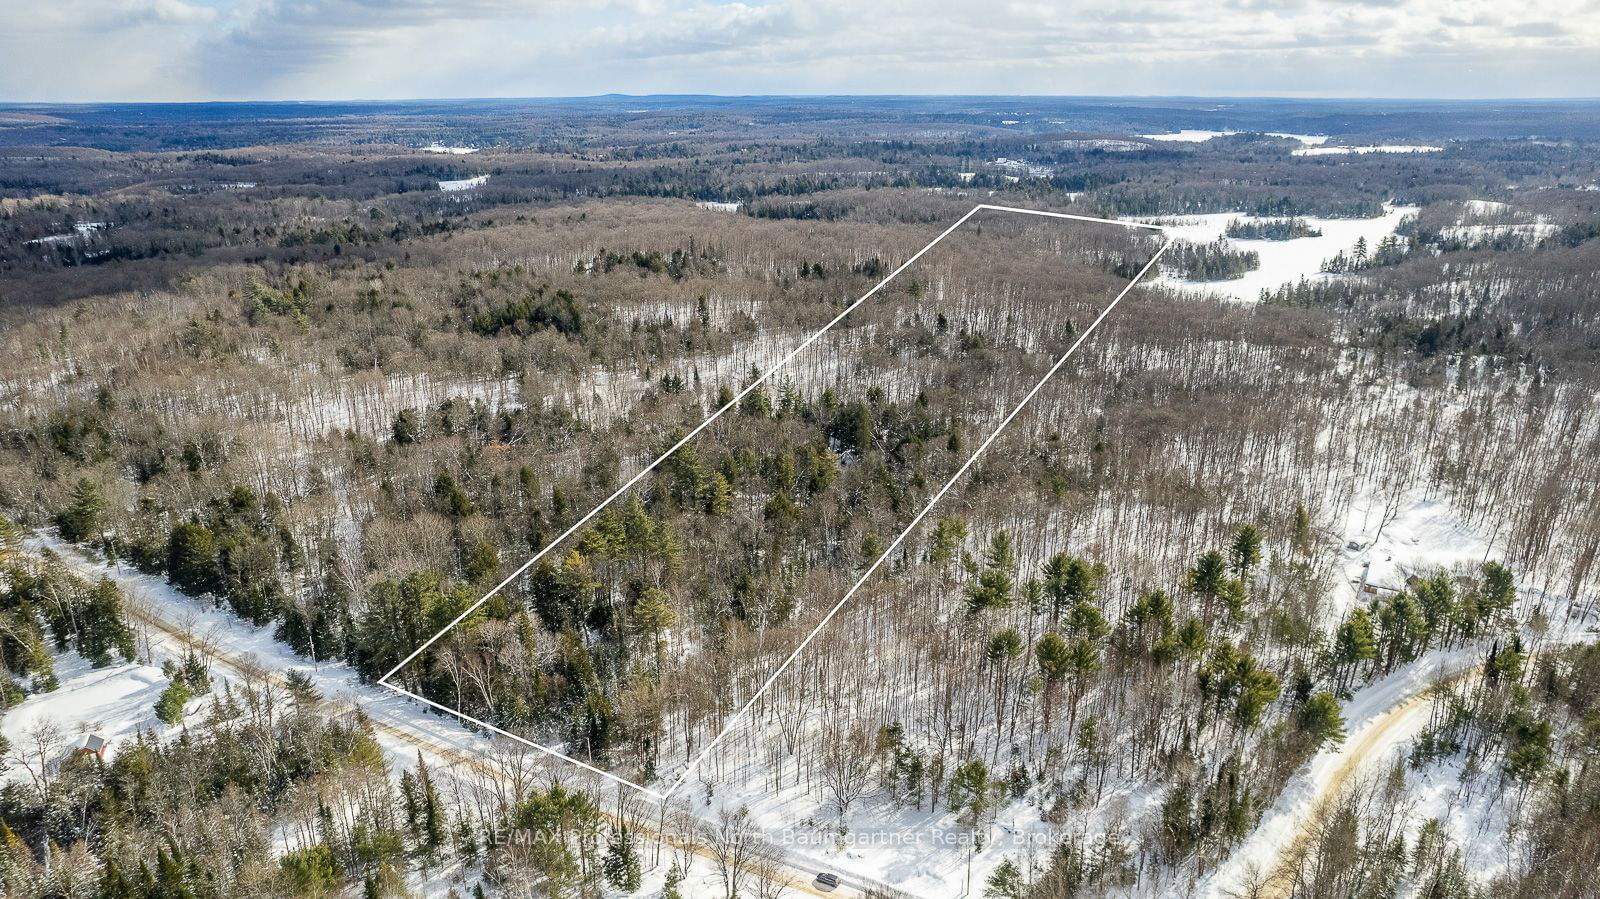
[1188,550,1228,617]
[601,825,642,892]
[984,859,1024,898]
[1298,691,1347,748]
[82,578,136,666]
[1035,633,1070,726]
[1229,525,1262,580]
[662,861,685,899]
[166,521,219,594]
[1480,561,1516,619]
[1292,503,1313,555]
[456,817,479,862]
[154,679,191,725]
[399,769,420,837]
[56,477,105,544]
[1333,607,1378,687]
[416,754,446,851]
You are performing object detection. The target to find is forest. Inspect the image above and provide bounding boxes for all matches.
[1,97,1599,898]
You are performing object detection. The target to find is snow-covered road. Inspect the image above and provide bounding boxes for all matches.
[1195,626,1596,899]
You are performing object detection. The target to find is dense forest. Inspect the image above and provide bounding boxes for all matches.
[2,98,1599,899]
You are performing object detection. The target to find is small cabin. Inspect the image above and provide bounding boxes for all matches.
[73,734,109,759]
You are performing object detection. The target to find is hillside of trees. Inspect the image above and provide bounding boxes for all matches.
[2,101,1599,898]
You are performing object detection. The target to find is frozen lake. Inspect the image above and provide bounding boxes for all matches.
[1140,130,1328,145]
[1144,205,1419,303]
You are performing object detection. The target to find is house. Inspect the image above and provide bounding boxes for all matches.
[73,733,108,759]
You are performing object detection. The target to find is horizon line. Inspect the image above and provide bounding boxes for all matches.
[5,92,1600,107]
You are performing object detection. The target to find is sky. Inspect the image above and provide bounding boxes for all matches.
[1,0,1598,102]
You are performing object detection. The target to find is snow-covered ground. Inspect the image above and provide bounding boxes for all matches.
[695,200,742,212]
[1265,132,1329,146]
[1141,130,1238,142]
[1199,622,1593,898]
[0,650,168,784]
[422,144,478,155]
[1058,138,1147,151]
[1334,491,1494,621]
[1144,205,1418,303]
[1137,130,1327,146]
[438,175,489,191]
[1195,486,1599,898]
[1403,752,1516,882]
[1438,199,1555,247]
[1440,222,1556,244]
[14,534,511,788]
[281,371,523,442]
[702,768,1163,898]
[993,157,1053,177]
[1293,144,1443,156]
[1194,646,1475,898]
[12,534,853,897]
[24,222,109,246]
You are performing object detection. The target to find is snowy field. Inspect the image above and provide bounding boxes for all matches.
[1144,205,1418,303]
[1441,221,1556,244]
[696,760,1163,898]
[1058,138,1147,151]
[438,174,489,191]
[0,650,168,781]
[1266,132,1329,145]
[281,370,524,442]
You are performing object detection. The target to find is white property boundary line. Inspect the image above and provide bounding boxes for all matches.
[376,203,1171,801]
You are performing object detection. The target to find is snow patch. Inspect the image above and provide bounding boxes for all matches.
[25,221,109,246]
[992,157,1053,177]
[1141,129,1237,142]
[1265,132,1329,146]
[438,175,489,191]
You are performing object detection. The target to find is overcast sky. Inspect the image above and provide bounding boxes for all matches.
[2,0,1597,102]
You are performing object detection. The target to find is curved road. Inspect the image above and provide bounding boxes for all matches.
[1202,633,1591,899]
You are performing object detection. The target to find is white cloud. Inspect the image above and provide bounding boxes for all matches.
[0,0,1596,101]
